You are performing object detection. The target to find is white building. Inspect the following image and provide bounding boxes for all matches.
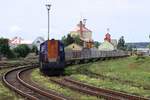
[69,20,93,42]
[98,40,115,51]
[9,37,32,49]
[111,39,117,50]
[98,30,116,51]
[136,48,150,55]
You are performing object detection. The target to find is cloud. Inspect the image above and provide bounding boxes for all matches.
[39,28,47,33]
[9,25,22,33]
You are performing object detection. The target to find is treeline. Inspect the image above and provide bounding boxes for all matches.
[61,35,82,46]
[61,34,128,50]
[0,38,38,59]
[117,36,139,52]
[61,34,100,48]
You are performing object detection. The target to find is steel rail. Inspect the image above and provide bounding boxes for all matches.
[17,67,67,100]
[50,77,149,100]
[64,77,149,100]
[2,66,38,100]
[2,65,67,100]
[50,77,119,100]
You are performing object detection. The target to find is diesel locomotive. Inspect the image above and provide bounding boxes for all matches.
[39,39,65,75]
[39,39,129,75]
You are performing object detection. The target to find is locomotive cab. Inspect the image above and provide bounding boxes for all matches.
[39,39,65,75]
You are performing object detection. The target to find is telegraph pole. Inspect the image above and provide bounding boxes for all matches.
[45,4,51,40]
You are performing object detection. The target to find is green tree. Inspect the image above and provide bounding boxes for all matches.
[66,34,74,45]
[0,38,11,57]
[94,41,100,48]
[61,35,83,46]
[127,45,133,51]
[73,35,82,46]
[117,36,127,50]
[13,44,31,57]
[61,36,67,46]
[31,45,38,55]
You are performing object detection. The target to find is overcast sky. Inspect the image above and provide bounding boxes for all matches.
[0,0,150,42]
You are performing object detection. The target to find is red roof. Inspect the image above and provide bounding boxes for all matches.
[71,24,92,33]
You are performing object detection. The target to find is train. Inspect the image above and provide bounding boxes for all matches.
[39,39,129,75]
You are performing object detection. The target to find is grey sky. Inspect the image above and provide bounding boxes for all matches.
[0,0,150,42]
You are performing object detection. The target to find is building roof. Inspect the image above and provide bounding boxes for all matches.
[69,21,93,42]
[9,37,32,45]
[71,24,92,33]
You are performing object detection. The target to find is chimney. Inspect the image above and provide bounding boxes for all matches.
[80,20,83,38]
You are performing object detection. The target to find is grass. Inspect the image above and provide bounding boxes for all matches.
[0,58,38,69]
[71,74,150,98]
[87,56,150,88]
[0,83,23,100]
[65,56,150,98]
[31,69,102,100]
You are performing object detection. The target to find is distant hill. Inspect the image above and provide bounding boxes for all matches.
[126,42,149,48]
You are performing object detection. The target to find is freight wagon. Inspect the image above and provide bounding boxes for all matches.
[39,39,129,75]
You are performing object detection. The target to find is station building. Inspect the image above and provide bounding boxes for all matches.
[98,30,116,51]
[69,20,93,48]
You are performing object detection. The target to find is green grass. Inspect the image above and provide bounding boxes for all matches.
[65,56,150,88]
[0,58,38,69]
[87,56,150,88]
[31,69,102,100]
[0,83,23,100]
[65,56,150,98]
[71,74,150,98]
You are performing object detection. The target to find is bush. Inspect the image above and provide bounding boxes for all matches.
[61,35,82,46]
[31,45,38,55]
[13,44,31,57]
[7,49,16,59]
[0,38,10,57]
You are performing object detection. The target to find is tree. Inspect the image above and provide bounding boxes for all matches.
[61,36,67,46]
[61,34,80,46]
[94,41,100,48]
[13,44,31,57]
[117,36,127,50]
[73,35,82,46]
[31,45,38,55]
[0,38,11,57]
[127,45,133,51]
[7,50,16,58]
[66,34,74,45]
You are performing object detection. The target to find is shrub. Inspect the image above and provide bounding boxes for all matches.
[31,45,38,55]
[0,38,10,57]
[13,44,31,57]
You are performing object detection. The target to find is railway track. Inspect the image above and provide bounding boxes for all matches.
[50,77,149,100]
[2,65,67,100]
